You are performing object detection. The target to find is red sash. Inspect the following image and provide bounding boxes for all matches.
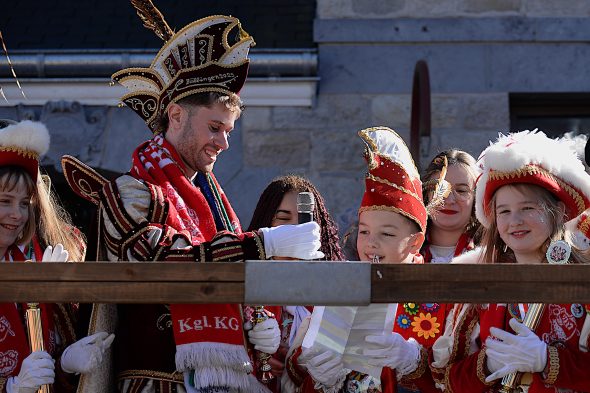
[129,136,258,391]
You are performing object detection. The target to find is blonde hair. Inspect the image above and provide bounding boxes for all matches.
[0,166,85,261]
[35,172,86,261]
[480,183,589,264]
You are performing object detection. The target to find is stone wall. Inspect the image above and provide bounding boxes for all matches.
[3,0,590,237]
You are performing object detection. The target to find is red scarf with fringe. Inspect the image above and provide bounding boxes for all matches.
[130,136,263,392]
[0,240,56,378]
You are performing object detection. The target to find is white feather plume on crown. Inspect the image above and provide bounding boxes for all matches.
[0,120,50,156]
[475,130,590,227]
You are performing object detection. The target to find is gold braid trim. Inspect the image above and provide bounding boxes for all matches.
[443,363,455,393]
[255,232,266,260]
[579,216,590,236]
[0,146,39,159]
[359,205,425,232]
[403,346,429,380]
[489,164,586,217]
[541,345,560,385]
[0,377,6,391]
[117,369,184,383]
[366,173,421,201]
[476,348,496,386]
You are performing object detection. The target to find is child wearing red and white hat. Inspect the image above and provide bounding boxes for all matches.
[431,131,590,393]
[285,127,445,393]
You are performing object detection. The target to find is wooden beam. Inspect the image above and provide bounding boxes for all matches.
[1,262,590,304]
[371,264,590,303]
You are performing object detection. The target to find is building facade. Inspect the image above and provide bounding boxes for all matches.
[1,0,589,237]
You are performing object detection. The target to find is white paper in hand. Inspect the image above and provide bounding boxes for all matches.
[302,304,396,380]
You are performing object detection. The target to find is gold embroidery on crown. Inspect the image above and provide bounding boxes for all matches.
[366,173,421,201]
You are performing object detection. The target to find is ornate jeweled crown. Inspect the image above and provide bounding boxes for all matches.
[112,1,255,133]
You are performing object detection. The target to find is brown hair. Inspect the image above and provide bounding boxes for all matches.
[248,175,344,261]
[480,183,589,264]
[162,91,244,131]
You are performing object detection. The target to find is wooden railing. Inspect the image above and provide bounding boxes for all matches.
[1,261,590,304]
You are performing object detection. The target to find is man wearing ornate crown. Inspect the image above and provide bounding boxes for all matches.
[61,2,323,393]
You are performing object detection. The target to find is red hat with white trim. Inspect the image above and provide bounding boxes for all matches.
[475,130,590,228]
[358,126,428,232]
[0,120,49,181]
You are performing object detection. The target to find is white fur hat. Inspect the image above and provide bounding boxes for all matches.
[475,130,590,228]
[0,120,50,180]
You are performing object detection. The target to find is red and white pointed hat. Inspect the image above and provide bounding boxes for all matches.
[358,126,427,232]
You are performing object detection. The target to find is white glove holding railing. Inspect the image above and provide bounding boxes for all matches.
[259,222,324,260]
[41,244,69,262]
[299,349,349,393]
[363,333,422,376]
[484,318,547,382]
[61,332,115,374]
[6,351,55,393]
[247,318,280,354]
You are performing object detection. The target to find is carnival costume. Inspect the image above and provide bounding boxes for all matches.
[0,120,78,393]
[285,127,444,393]
[61,3,287,393]
[430,131,590,393]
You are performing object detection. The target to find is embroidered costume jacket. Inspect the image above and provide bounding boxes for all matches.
[0,240,78,393]
[431,303,590,393]
[62,145,267,392]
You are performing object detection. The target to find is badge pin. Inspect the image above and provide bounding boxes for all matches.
[571,304,584,318]
[546,240,571,264]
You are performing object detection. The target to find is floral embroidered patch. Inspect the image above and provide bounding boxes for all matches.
[411,313,440,339]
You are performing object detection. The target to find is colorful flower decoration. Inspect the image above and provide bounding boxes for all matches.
[411,313,440,339]
[403,303,420,315]
[421,303,439,313]
[397,314,411,329]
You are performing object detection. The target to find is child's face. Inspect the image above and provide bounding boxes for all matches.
[357,210,423,264]
[0,178,30,254]
[495,185,552,263]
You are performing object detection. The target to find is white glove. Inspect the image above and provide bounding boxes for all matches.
[248,318,280,354]
[300,349,349,389]
[363,333,421,376]
[484,318,547,382]
[42,244,69,262]
[259,222,325,260]
[6,351,55,393]
[61,332,115,374]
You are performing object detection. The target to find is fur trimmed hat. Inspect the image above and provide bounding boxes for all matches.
[358,127,427,232]
[112,3,255,134]
[0,120,49,181]
[475,130,590,228]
